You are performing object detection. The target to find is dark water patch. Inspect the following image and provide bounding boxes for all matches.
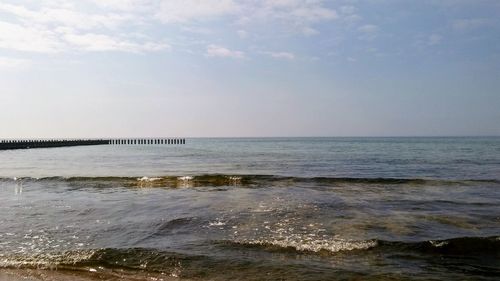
[153,217,197,234]
[378,236,500,256]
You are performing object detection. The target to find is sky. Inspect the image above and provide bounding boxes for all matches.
[0,0,499,138]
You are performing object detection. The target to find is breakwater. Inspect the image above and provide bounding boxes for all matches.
[0,138,186,150]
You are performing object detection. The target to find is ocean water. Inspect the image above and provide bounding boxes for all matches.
[0,137,499,280]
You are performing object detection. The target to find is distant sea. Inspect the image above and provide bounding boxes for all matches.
[0,137,499,280]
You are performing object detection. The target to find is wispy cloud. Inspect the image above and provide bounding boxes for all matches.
[206,44,245,59]
[0,56,31,70]
[63,32,170,52]
[0,3,136,30]
[0,21,62,53]
[358,24,379,40]
[0,0,338,56]
[237,29,248,39]
[427,34,442,46]
[452,18,495,31]
[0,1,167,54]
[339,5,361,23]
[156,0,239,23]
[238,0,337,35]
[89,0,156,12]
[263,51,295,60]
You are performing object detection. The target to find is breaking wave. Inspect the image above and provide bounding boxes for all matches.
[227,236,500,256]
[1,236,498,272]
[1,174,498,188]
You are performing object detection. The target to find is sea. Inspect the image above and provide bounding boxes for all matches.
[0,137,499,280]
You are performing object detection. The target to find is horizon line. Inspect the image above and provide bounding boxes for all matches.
[1,135,499,139]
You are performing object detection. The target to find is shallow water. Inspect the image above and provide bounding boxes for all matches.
[0,138,499,280]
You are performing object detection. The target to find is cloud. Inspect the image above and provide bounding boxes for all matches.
[206,44,245,59]
[237,29,248,39]
[428,34,442,45]
[357,24,379,40]
[0,2,167,54]
[261,0,337,22]
[0,0,339,56]
[91,0,338,32]
[181,26,214,35]
[0,56,31,70]
[340,5,356,15]
[89,0,155,12]
[452,18,495,31]
[156,0,238,23]
[0,21,62,53]
[0,3,136,30]
[339,5,361,23]
[358,24,378,33]
[241,0,338,35]
[63,32,170,52]
[301,27,319,36]
[263,51,295,60]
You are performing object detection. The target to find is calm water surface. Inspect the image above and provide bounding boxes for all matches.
[0,137,499,280]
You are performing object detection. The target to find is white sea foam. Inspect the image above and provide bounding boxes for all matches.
[430,240,448,247]
[240,236,377,253]
[178,176,193,181]
[137,177,162,182]
[208,220,226,227]
[0,250,96,269]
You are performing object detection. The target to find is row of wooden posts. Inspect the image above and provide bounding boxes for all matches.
[109,139,185,145]
[0,138,185,150]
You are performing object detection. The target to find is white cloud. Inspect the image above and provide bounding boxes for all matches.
[340,5,356,15]
[243,0,337,34]
[206,44,245,59]
[63,32,169,52]
[237,29,248,39]
[264,51,295,60]
[428,34,442,45]
[0,3,136,30]
[358,24,379,40]
[343,14,361,23]
[89,0,155,12]
[358,24,378,33]
[0,2,167,54]
[182,26,214,35]
[261,0,337,22]
[339,5,361,23]
[156,0,238,23]
[0,56,31,70]
[452,18,495,31]
[301,27,319,36]
[0,21,62,53]
[0,0,339,55]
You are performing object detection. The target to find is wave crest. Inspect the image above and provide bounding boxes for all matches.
[228,236,500,256]
[1,174,498,189]
[236,238,378,253]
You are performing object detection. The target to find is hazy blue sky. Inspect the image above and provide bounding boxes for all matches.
[1,0,499,137]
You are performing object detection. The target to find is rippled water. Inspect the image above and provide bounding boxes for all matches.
[0,138,499,280]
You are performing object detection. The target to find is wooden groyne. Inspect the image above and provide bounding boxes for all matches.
[0,138,186,150]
